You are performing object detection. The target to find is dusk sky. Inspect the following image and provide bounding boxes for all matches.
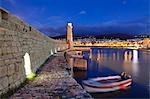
[1,0,149,36]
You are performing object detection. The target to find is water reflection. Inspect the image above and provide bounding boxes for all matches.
[124,50,132,62]
[113,52,116,61]
[132,50,138,63]
[70,48,149,98]
[89,49,93,59]
[97,50,101,62]
[132,50,139,77]
[123,50,132,74]
[122,50,139,77]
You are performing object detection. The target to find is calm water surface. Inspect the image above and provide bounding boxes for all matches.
[71,48,150,98]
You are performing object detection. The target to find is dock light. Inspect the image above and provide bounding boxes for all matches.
[24,53,35,80]
[58,47,60,51]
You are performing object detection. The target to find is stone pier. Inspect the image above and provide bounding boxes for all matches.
[10,52,92,98]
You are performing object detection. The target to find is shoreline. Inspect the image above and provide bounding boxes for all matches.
[74,46,150,50]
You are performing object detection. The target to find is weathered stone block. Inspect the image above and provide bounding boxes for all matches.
[0,66,7,77]
[0,60,4,67]
[8,75,14,84]
[7,64,15,75]
[0,76,8,90]
[0,48,2,55]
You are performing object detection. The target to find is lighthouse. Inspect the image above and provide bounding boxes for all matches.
[67,22,73,49]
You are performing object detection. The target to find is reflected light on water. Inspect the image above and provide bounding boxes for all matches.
[89,49,93,59]
[113,53,116,61]
[129,51,132,61]
[132,50,139,76]
[71,48,149,98]
[124,51,132,62]
[117,51,120,61]
[123,50,139,76]
[123,51,131,73]
[132,50,138,63]
[124,51,128,62]
[97,50,101,61]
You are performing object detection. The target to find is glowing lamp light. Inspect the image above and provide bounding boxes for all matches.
[68,23,73,28]
[58,47,60,51]
[54,48,57,53]
[50,49,53,55]
[24,53,35,80]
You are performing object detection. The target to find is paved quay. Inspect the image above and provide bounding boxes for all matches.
[10,52,92,99]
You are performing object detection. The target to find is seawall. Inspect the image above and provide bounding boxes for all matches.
[0,8,68,95]
[10,52,92,98]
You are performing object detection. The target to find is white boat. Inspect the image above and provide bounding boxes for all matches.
[82,73,132,93]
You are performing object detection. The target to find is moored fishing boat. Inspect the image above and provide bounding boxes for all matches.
[82,72,132,93]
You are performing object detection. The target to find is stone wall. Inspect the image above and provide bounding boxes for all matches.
[0,8,68,95]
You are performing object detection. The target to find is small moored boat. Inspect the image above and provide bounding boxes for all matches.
[82,72,132,93]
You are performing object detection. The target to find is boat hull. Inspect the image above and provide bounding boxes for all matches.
[82,76,132,93]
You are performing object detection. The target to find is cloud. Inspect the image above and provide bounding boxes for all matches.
[38,17,149,36]
[38,26,66,36]
[79,10,86,15]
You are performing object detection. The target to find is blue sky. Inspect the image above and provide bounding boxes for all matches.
[1,0,149,36]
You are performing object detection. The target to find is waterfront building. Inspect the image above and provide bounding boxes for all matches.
[143,38,150,48]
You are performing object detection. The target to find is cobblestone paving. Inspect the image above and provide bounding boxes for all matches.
[10,52,92,99]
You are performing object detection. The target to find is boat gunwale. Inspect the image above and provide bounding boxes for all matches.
[82,76,132,88]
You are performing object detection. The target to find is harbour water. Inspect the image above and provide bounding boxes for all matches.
[71,48,150,98]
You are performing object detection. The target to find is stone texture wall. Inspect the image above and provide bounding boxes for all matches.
[0,8,68,95]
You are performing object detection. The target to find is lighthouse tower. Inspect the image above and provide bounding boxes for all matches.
[67,22,73,49]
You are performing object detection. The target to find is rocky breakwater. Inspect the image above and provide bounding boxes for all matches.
[10,52,92,99]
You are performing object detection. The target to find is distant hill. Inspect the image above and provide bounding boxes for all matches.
[50,33,136,40]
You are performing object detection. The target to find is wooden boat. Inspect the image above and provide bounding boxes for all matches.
[82,72,132,93]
